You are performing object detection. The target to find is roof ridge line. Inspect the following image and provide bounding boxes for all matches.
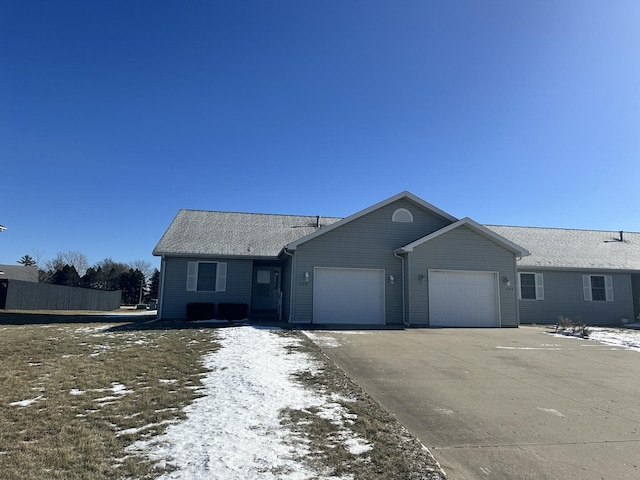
[486,224,640,234]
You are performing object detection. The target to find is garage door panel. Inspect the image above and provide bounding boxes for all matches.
[429,270,499,327]
[313,268,384,325]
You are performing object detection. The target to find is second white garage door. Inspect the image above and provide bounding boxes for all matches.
[429,270,499,327]
[313,268,385,324]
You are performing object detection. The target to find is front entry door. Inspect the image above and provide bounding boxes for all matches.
[251,267,281,316]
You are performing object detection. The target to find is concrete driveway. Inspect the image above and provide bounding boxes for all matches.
[306,326,640,480]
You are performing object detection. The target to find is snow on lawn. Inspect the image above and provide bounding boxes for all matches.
[9,395,44,407]
[128,326,365,480]
[548,326,640,351]
[586,327,640,351]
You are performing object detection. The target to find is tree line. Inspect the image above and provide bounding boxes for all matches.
[17,252,160,305]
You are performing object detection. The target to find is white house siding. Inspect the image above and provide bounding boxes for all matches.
[291,198,452,324]
[408,226,519,327]
[160,257,253,319]
[518,270,634,326]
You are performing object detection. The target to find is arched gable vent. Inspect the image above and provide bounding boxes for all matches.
[392,208,413,223]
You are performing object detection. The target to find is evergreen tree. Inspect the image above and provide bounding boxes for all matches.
[51,264,80,287]
[17,255,36,266]
[148,268,160,299]
[119,269,146,305]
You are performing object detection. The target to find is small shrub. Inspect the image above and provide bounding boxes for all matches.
[556,316,573,332]
[556,316,591,338]
[217,303,248,321]
[186,303,216,321]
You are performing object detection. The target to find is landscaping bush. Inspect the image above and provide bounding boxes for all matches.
[217,303,248,321]
[186,303,216,321]
[555,315,590,338]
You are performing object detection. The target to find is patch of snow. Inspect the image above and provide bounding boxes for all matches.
[111,382,132,395]
[587,328,640,351]
[159,379,178,384]
[10,395,44,407]
[128,326,364,479]
[433,408,454,416]
[92,383,133,403]
[116,420,178,437]
[302,331,341,348]
[496,346,562,350]
[70,389,85,395]
[343,438,373,455]
[537,407,565,417]
[548,327,640,352]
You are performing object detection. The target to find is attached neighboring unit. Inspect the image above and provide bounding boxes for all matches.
[153,191,640,327]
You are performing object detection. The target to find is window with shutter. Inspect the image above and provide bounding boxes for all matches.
[583,275,614,302]
[186,261,227,292]
[519,273,543,300]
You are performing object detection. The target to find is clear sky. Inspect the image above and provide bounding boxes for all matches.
[2,1,639,272]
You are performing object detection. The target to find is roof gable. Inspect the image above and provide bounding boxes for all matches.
[285,191,458,251]
[395,218,530,257]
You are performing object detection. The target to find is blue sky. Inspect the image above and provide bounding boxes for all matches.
[2,1,639,273]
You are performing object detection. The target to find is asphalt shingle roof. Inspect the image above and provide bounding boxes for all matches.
[153,210,342,257]
[487,225,640,271]
[0,265,39,282]
[154,209,640,272]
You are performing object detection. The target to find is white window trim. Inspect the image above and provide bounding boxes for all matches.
[518,272,544,300]
[186,261,227,292]
[582,274,613,302]
[392,208,414,223]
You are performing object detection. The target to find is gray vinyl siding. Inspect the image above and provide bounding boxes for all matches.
[632,274,640,322]
[408,226,519,327]
[518,270,635,326]
[280,255,293,321]
[160,256,252,319]
[291,199,452,324]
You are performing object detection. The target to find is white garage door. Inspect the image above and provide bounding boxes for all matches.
[429,270,499,327]
[313,268,385,324]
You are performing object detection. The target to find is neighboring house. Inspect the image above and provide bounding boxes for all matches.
[153,191,639,327]
[0,264,39,282]
[487,226,640,325]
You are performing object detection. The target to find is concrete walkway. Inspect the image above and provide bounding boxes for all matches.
[306,326,640,480]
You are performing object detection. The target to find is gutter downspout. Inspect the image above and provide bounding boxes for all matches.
[283,248,295,323]
[394,251,408,326]
[157,255,167,319]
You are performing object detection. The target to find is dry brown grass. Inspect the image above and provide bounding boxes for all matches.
[279,330,446,480]
[0,316,445,479]
[0,317,218,480]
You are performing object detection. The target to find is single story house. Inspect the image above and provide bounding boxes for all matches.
[0,265,39,282]
[153,191,640,327]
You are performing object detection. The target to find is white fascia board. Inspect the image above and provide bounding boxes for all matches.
[286,191,458,251]
[395,217,531,257]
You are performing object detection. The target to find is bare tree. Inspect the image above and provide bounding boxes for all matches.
[45,251,89,276]
[129,260,153,279]
[31,249,46,266]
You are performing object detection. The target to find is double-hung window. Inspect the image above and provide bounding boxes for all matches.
[519,273,544,300]
[186,261,227,292]
[582,275,613,302]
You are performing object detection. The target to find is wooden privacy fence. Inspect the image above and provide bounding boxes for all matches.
[0,280,121,311]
